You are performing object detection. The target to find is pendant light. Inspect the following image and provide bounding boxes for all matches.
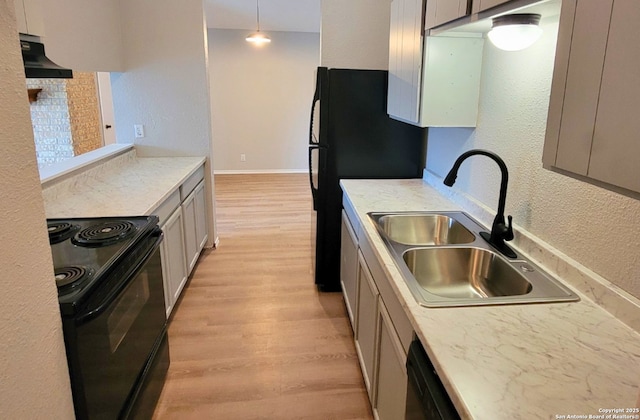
[246,0,271,45]
[487,14,542,51]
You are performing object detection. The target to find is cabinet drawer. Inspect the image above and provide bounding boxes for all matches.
[342,193,361,241]
[179,165,205,201]
[153,189,180,226]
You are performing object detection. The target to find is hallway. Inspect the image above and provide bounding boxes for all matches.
[153,173,372,419]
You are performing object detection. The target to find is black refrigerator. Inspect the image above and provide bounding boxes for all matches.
[309,67,426,291]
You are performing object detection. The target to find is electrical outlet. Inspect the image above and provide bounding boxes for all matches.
[240,154,246,162]
[134,124,145,138]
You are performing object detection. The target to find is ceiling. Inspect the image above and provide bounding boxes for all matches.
[204,0,321,33]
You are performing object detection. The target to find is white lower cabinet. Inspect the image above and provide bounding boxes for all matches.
[194,181,208,251]
[182,180,208,276]
[355,251,379,403]
[160,206,188,318]
[158,166,208,318]
[342,201,412,417]
[374,299,408,420]
[340,210,359,328]
[182,189,198,274]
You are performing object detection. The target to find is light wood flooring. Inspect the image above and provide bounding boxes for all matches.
[153,173,373,419]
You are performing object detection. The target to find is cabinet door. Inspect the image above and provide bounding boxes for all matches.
[340,211,359,330]
[13,0,28,34]
[426,0,469,29]
[471,0,511,13]
[14,0,45,36]
[161,207,188,317]
[355,252,379,403]
[159,240,173,318]
[387,0,425,123]
[194,181,208,251]
[588,0,640,192]
[22,0,44,35]
[543,0,640,194]
[182,189,199,275]
[544,0,612,176]
[374,299,408,420]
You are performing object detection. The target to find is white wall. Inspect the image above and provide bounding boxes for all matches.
[208,29,319,172]
[112,0,211,157]
[110,0,217,245]
[320,0,391,69]
[425,16,640,299]
[0,1,75,417]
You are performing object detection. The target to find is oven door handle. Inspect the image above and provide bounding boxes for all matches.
[76,230,164,324]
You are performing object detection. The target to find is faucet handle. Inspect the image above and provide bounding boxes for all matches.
[504,215,514,241]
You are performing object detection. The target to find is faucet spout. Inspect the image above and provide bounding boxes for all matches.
[443,149,517,258]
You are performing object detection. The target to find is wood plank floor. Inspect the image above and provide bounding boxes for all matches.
[153,173,373,420]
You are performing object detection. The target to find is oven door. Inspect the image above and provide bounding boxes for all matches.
[63,229,167,420]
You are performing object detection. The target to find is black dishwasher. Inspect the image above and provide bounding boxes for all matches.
[405,339,460,420]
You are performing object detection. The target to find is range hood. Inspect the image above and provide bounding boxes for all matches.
[21,38,73,79]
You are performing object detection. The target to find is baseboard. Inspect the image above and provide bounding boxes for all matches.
[214,169,307,175]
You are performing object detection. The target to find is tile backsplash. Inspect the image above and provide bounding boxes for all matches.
[27,78,74,166]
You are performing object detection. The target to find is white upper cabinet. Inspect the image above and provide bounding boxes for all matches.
[388,0,424,124]
[426,0,470,29]
[38,0,124,72]
[387,0,483,128]
[543,0,640,195]
[14,0,45,36]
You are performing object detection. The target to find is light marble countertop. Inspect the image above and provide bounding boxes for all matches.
[42,152,206,218]
[341,178,640,420]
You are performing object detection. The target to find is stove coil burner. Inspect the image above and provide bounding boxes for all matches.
[55,265,89,289]
[73,221,136,247]
[48,221,79,245]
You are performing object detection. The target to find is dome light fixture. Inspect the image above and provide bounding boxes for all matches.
[246,0,271,45]
[487,13,543,51]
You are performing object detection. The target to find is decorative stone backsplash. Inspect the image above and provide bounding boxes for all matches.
[27,72,103,168]
[67,73,103,156]
[27,78,73,166]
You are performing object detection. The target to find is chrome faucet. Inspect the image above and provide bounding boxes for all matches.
[443,149,517,259]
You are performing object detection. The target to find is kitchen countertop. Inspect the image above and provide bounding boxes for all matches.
[42,151,206,218]
[341,178,640,420]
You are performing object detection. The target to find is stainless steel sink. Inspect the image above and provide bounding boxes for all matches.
[372,213,475,245]
[368,211,579,307]
[403,247,532,299]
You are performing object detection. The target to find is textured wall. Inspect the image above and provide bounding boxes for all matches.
[67,72,103,156]
[208,29,319,172]
[112,0,213,158]
[320,0,391,69]
[26,78,74,167]
[0,1,75,417]
[426,16,640,299]
[111,0,217,245]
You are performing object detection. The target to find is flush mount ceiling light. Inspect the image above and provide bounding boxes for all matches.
[487,13,543,51]
[246,0,271,45]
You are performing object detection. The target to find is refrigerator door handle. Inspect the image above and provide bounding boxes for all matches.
[308,144,322,211]
[309,97,319,146]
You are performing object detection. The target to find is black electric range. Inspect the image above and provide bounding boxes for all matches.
[49,216,159,312]
[47,216,170,420]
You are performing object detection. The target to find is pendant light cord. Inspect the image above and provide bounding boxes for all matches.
[256,0,261,32]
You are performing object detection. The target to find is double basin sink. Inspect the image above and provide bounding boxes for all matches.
[369,211,579,307]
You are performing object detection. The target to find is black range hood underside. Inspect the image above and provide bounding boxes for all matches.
[21,39,73,79]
